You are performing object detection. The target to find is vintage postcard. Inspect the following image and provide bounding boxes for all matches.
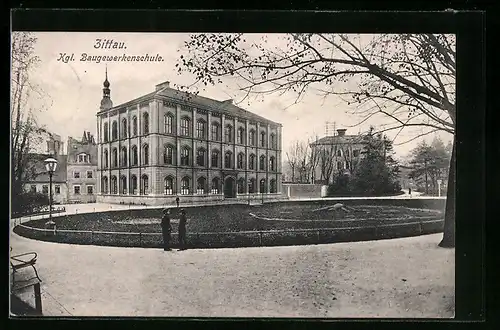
[10,29,456,318]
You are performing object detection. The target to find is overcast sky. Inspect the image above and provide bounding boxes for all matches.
[24,32,453,160]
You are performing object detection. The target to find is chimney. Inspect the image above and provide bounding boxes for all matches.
[155,81,170,91]
[337,129,347,137]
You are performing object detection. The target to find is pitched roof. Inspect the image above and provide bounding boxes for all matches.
[311,134,366,146]
[99,86,280,127]
[26,153,67,183]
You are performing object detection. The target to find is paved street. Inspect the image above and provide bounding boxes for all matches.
[10,228,454,318]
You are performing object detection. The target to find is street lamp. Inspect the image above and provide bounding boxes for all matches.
[44,157,58,227]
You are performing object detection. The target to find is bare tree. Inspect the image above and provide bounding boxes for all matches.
[317,144,336,184]
[308,136,321,183]
[11,32,51,213]
[285,140,301,182]
[177,33,456,247]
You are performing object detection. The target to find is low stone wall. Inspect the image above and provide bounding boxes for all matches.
[14,218,444,249]
[97,193,287,206]
[282,184,324,199]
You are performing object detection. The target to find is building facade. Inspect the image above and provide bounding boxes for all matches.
[23,134,68,204]
[96,75,283,205]
[310,129,367,184]
[66,131,98,203]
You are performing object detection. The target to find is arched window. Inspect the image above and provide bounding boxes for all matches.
[237,178,245,194]
[142,144,149,165]
[249,129,256,146]
[260,131,266,147]
[346,149,350,157]
[211,177,220,194]
[165,176,174,195]
[181,176,190,195]
[141,174,149,195]
[181,147,190,166]
[163,145,174,165]
[103,149,109,168]
[130,175,137,195]
[270,179,277,193]
[142,112,149,135]
[211,149,220,168]
[224,151,233,168]
[131,145,138,166]
[197,177,206,194]
[121,147,127,167]
[224,124,233,143]
[269,156,275,172]
[121,119,127,139]
[132,116,138,136]
[249,154,256,170]
[237,127,245,144]
[259,178,266,193]
[112,121,118,140]
[112,148,118,168]
[164,113,174,134]
[259,155,266,171]
[211,122,220,141]
[111,175,118,194]
[248,178,256,194]
[196,148,206,167]
[336,149,342,157]
[120,175,127,194]
[337,161,344,171]
[103,122,109,142]
[270,133,276,149]
[180,117,190,136]
[196,119,206,139]
[237,152,245,169]
[101,176,108,194]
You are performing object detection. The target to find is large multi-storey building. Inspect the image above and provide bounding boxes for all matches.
[310,128,367,184]
[66,131,98,203]
[96,73,283,205]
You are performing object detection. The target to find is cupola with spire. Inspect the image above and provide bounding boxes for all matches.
[100,65,113,111]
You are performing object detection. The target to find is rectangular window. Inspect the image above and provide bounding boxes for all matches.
[87,185,94,195]
[74,185,81,195]
[87,171,93,178]
[197,121,206,139]
[55,185,61,194]
[74,172,80,178]
[30,185,37,193]
[180,118,190,136]
[42,185,48,194]
[165,115,173,134]
[211,124,220,141]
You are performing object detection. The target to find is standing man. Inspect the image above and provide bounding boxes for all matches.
[161,208,172,251]
[178,209,188,250]
[176,196,180,209]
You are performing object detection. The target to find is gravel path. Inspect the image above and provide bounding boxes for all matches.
[10,232,454,318]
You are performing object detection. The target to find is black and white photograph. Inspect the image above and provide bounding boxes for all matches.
[10,23,460,318]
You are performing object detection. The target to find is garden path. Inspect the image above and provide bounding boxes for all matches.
[10,229,454,318]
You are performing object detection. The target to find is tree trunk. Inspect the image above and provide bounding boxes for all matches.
[439,138,455,248]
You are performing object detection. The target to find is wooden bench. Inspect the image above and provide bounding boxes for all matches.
[10,249,43,314]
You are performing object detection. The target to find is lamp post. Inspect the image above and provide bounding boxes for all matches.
[44,157,58,228]
[437,179,442,197]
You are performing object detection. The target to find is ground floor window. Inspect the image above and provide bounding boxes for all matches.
[237,178,245,194]
[197,177,206,194]
[74,185,81,195]
[87,185,94,195]
[270,179,277,193]
[141,175,149,195]
[55,185,61,194]
[165,177,174,195]
[259,179,266,194]
[42,185,48,194]
[211,177,220,194]
[30,185,36,193]
[248,179,256,194]
[181,177,190,195]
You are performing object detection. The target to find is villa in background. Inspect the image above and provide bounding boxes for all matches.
[23,134,68,204]
[95,72,283,205]
[66,131,98,203]
[309,128,367,185]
